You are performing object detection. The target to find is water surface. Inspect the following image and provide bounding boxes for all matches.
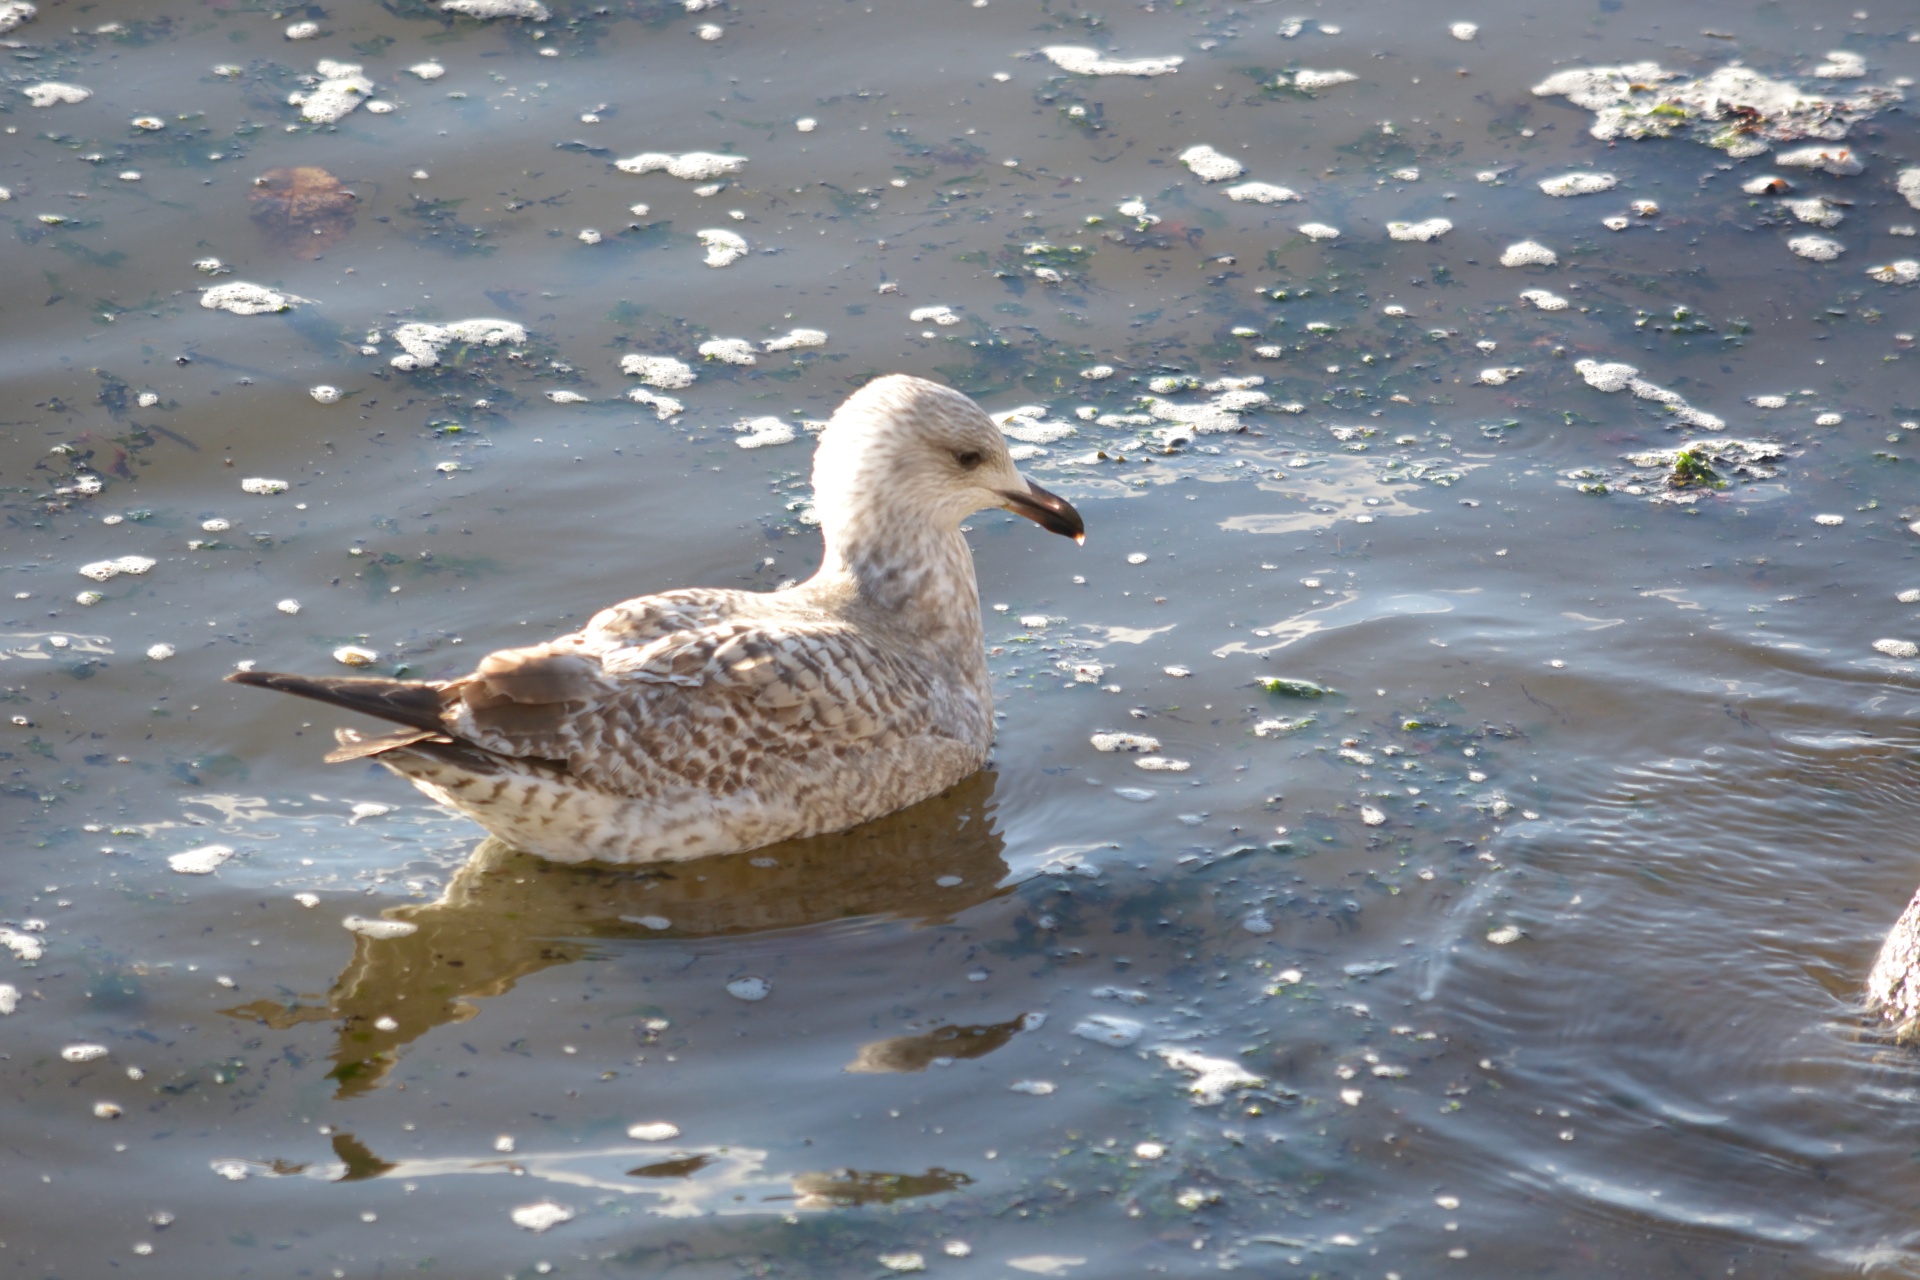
[4,0,1920,1274]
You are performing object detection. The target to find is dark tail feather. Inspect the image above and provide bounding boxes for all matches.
[227,669,449,734]
[328,726,536,776]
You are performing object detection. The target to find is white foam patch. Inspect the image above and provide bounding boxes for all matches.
[23,81,89,107]
[1533,62,1900,156]
[733,417,796,449]
[1225,182,1301,204]
[1298,222,1340,240]
[79,555,156,581]
[1091,732,1161,753]
[1776,145,1863,175]
[1499,240,1557,267]
[1520,289,1569,310]
[202,282,294,315]
[1575,360,1639,394]
[697,228,748,267]
[1788,235,1843,261]
[1814,50,1866,79]
[1290,69,1358,90]
[1388,218,1452,241]
[993,405,1077,444]
[442,0,549,18]
[763,328,827,352]
[168,844,235,875]
[290,59,374,124]
[1783,197,1844,227]
[1154,1046,1265,1105]
[389,319,525,370]
[1041,46,1182,77]
[509,1201,574,1233]
[1073,1015,1144,1047]
[1144,397,1241,434]
[342,916,419,939]
[614,151,747,180]
[1179,144,1244,182]
[1867,260,1920,285]
[626,1121,680,1141]
[620,354,696,388]
[1539,172,1617,196]
[1577,358,1727,430]
[626,387,684,418]
[698,337,757,364]
[1900,170,1920,211]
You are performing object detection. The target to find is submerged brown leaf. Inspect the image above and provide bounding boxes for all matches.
[250,166,357,259]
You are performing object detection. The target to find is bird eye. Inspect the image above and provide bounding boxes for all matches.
[954,450,984,470]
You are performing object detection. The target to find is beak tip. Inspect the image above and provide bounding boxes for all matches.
[1073,533,1086,546]
[999,480,1086,543]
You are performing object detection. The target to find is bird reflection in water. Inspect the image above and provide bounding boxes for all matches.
[844,1011,1045,1074]
[224,771,1012,1098]
[210,1135,977,1219]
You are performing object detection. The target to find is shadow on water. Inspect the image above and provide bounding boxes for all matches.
[223,771,1013,1096]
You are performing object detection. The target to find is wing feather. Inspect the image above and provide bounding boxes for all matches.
[437,589,945,796]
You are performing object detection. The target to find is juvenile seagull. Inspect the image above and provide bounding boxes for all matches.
[229,374,1084,863]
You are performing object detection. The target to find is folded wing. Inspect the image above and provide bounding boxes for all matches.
[440,590,946,795]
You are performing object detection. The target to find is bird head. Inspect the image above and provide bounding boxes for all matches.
[811,373,1085,544]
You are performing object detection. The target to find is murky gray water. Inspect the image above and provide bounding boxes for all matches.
[6,0,1920,1273]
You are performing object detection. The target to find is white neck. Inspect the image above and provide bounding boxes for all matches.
[811,507,983,648]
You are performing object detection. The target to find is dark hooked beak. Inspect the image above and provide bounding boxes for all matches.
[998,480,1086,544]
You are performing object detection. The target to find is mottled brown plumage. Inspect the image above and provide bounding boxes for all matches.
[229,374,1083,863]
